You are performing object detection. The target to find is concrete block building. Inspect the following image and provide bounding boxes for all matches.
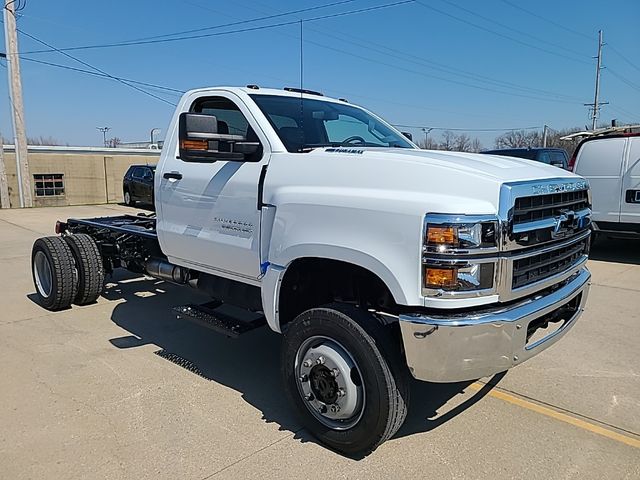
[1,146,160,208]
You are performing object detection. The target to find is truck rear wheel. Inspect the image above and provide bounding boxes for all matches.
[64,234,105,305]
[281,303,409,457]
[31,236,78,311]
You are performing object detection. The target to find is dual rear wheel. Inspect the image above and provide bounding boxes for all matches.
[31,234,105,311]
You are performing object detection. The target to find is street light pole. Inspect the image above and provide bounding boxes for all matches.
[422,127,434,149]
[150,128,160,145]
[97,126,110,147]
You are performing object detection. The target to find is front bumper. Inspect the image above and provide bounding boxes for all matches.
[399,267,591,382]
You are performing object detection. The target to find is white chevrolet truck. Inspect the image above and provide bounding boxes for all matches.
[31,86,592,456]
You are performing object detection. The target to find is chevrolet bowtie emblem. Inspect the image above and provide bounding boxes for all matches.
[552,209,575,237]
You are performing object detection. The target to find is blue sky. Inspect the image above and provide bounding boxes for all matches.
[1,0,638,147]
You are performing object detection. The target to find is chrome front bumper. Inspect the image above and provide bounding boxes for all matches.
[399,267,591,382]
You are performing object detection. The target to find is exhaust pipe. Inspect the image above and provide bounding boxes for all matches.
[144,258,191,284]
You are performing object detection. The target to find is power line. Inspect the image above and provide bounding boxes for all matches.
[392,123,541,132]
[130,0,358,42]
[498,0,592,40]
[608,68,640,93]
[21,0,415,55]
[607,44,640,73]
[9,22,177,106]
[306,25,583,102]
[437,0,589,59]
[19,56,184,95]
[304,36,580,104]
[415,1,591,66]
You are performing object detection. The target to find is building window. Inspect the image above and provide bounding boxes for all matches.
[34,173,65,197]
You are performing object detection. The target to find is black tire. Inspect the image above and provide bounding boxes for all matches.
[31,236,78,311]
[281,302,410,457]
[123,189,135,206]
[63,234,105,305]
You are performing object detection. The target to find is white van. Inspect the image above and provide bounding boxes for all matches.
[571,133,640,238]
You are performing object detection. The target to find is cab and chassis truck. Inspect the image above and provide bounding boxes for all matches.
[30,86,592,456]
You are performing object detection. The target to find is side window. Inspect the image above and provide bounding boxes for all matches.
[549,151,567,167]
[132,167,144,179]
[538,152,551,164]
[192,96,249,137]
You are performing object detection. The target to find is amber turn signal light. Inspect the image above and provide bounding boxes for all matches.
[425,267,457,288]
[181,139,208,150]
[427,226,457,245]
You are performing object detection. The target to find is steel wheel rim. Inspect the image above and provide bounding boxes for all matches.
[33,250,53,298]
[124,191,131,204]
[294,335,366,430]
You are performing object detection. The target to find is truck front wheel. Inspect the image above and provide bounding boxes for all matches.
[281,303,409,456]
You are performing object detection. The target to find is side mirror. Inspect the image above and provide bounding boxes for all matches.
[178,113,262,162]
[401,132,413,141]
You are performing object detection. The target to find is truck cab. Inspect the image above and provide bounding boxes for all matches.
[31,86,592,456]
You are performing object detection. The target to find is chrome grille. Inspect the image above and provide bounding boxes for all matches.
[512,236,589,289]
[513,190,590,225]
[498,180,591,299]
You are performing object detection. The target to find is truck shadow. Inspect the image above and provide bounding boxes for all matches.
[589,236,640,265]
[104,271,503,457]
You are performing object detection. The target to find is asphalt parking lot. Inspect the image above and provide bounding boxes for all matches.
[0,204,638,480]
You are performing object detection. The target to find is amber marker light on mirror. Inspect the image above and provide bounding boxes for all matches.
[181,139,208,150]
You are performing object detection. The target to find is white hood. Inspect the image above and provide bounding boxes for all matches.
[263,147,581,217]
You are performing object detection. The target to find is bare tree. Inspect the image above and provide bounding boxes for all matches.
[494,130,542,149]
[418,136,439,149]
[107,137,122,148]
[470,138,483,152]
[454,133,472,152]
[27,135,64,146]
[439,130,456,151]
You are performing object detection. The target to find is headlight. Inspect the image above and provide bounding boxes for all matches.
[422,214,499,296]
[425,221,497,250]
[423,263,495,291]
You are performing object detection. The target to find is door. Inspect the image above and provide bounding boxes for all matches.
[130,166,145,200]
[620,137,640,224]
[575,137,626,224]
[156,93,269,281]
[142,167,154,203]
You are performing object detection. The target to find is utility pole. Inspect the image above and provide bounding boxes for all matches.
[4,0,32,207]
[0,134,10,208]
[542,125,548,147]
[97,126,110,147]
[584,30,608,130]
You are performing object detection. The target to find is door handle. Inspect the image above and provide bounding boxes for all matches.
[163,171,183,180]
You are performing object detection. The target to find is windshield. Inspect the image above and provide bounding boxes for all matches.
[250,94,413,152]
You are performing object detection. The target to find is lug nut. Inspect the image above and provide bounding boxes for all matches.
[337,388,346,397]
[299,374,308,383]
[316,356,325,365]
[331,368,340,378]
[319,404,327,413]
[303,359,313,368]
[304,393,315,401]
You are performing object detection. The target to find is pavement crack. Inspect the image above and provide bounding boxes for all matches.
[479,382,640,438]
[201,428,305,479]
[0,217,45,235]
